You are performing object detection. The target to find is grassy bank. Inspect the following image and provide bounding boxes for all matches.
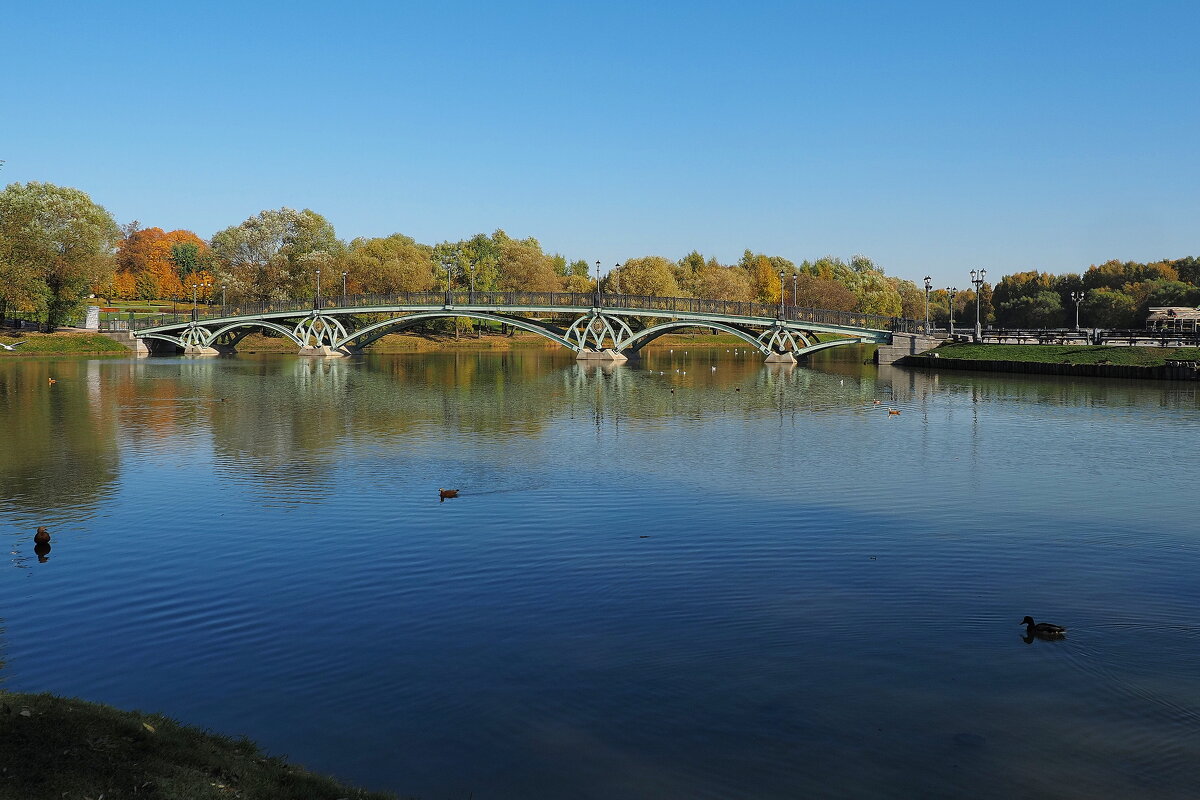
[0,332,129,355]
[929,342,1200,367]
[0,691,397,799]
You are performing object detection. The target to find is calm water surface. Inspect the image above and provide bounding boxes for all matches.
[2,348,1199,798]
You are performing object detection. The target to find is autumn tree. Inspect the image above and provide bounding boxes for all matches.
[0,182,118,328]
[115,227,209,300]
[695,263,755,302]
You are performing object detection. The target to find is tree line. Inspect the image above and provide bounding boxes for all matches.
[1,181,1195,330]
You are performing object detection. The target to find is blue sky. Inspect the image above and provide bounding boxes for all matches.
[3,1,1197,287]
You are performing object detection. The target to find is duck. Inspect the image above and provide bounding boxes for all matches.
[1022,616,1066,637]
[34,527,50,545]
[47,377,57,385]
[439,488,459,502]
[888,409,901,415]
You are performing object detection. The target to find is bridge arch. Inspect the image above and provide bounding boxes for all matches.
[206,320,306,347]
[339,311,579,351]
[620,320,777,354]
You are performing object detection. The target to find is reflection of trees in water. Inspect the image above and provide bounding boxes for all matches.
[0,359,119,517]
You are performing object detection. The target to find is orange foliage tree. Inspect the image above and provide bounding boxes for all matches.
[114,228,210,301]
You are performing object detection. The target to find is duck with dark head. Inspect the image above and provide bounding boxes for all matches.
[1021,616,1066,643]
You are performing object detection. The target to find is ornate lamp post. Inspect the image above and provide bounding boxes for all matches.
[221,283,227,316]
[970,268,987,341]
[314,268,321,309]
[923,276,932,334]
[1070,290,1084,331]
[595,260,602,307]
[778,271,785,318]
[792,272,798,308]
[613,263,621,296]
[341,271,348,305]
[442,254,453,305]
[946,287,957,336]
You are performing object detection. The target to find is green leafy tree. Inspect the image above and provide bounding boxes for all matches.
[996,291,1065,327]
[345,234,436,294]
[1081,288,1138,328]
[0,182,118,329]
[209,208,342,302]
[616,256,680,296]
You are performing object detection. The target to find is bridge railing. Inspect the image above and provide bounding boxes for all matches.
[128,290,920,334]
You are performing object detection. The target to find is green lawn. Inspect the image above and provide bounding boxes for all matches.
[0,691,398,800]
[931,342,1200,367]
[0,332,128,354]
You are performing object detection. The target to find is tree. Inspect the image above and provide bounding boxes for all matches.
[209,208,342,302]
[491,231,560,292]
[0,182,118,329]
[344,234,436,294]
[695,263,755,302]
[1081,288,1138,328]
[793,273,857,311]
[115,228,209,300]
[616,256,679,296]
[996,291,1064,328]
[674,250,706,297]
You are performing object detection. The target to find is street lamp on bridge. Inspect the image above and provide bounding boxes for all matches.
[342,271,348,306]
[946,287,957,337]
[778,271,785,318]
[595,260,602,307]
[190,277,212,322]
[970,268,987,341]
[613,263,621,296]
[314,268,321,309]
[221,283,227,316]
[923,276,932,335]
[1070,290,1084,331]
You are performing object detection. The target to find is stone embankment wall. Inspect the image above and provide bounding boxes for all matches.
[903,355,1200,381]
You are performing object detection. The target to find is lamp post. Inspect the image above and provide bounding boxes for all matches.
[595,260,602,307]
[778,271,785,318]
[443,254,453,305]
[946,287,957,337]
[613,263,621,296]
[341,271,348,305]
[314,268,321,309]
[970,268,987,341]
[221,283,227,316]
[923,276,932,335]
[1070,290,1084,331]
[190,278,211,322]
[792,273,798,308]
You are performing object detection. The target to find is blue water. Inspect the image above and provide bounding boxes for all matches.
[2,350,1199,798]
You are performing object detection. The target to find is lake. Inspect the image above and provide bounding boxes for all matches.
[2,347,1199,798]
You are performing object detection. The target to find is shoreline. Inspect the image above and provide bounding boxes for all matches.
[903,342,1200,380]
[0,690,395,799]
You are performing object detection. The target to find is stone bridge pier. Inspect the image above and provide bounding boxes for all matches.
[875,333,940,365]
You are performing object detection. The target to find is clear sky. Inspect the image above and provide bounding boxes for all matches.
[3,1,1197,287]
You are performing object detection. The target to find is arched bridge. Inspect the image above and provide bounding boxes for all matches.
[129,290,920,362]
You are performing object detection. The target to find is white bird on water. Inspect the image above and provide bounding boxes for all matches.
[0,341,26,351]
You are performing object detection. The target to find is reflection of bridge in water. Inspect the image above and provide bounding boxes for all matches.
[131,290,922,363]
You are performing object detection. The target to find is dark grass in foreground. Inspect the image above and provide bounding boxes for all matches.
[0,691,400,800]
[931,342,1200,367]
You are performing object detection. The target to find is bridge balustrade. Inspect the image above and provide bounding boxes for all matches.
[127,290,919,334]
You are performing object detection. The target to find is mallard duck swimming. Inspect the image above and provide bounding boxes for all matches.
[34,527,50,545]
[1022,616,1066,637]
[439,488,459,502]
